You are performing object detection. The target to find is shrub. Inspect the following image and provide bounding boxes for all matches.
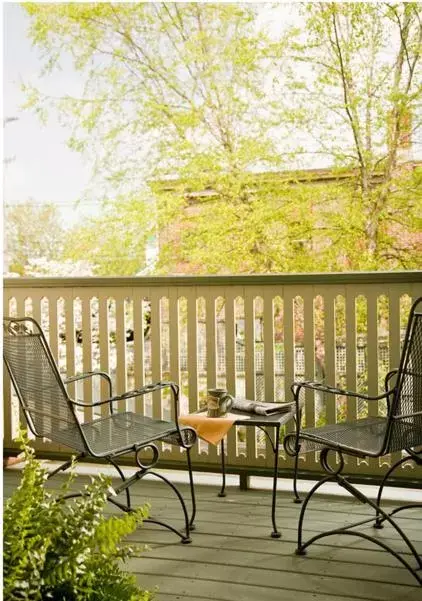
[4,431,153,601]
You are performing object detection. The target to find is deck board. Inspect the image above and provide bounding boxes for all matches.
[3,465,421,601]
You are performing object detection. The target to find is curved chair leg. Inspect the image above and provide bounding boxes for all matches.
[108,456,132,510]
[140,470,192,543]
[105,453,192,544]
[296,474,335,553]
[107,493,191,543]
[296,449,422,585]
[375,449,422,528]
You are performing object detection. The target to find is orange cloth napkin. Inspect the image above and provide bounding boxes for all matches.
[179,413,237,445]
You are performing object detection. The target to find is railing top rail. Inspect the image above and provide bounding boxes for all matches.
[3,271,422,289]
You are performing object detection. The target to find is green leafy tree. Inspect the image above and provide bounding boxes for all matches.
[22,2,291,274]
[4,200,65,275]
[62,194,153,275]
[276,2,422,270]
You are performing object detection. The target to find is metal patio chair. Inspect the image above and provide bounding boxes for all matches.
[284,296,422,585]
[3,316,197,544]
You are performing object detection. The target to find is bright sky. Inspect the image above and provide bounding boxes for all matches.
[3,2,95,227]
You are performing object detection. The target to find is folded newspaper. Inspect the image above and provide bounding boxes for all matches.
[231,398,295,416]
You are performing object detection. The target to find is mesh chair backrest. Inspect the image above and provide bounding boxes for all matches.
[3,317,86,451]
[388,298,422,453]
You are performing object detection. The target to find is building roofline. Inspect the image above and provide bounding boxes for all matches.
[152,160,422,196]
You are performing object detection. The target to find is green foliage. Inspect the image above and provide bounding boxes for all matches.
[4,201,65,275]
[61,194,153,276]
[282,2,422,270]
[4,430,153,601]
[153,178,300,274]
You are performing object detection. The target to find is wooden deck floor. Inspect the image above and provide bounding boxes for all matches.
[4,465,422,601]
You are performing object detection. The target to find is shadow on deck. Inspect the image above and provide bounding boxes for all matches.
[3,464,422,601]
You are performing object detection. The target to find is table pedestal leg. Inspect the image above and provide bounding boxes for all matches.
[218,438,227,497]
[271,424,281,538]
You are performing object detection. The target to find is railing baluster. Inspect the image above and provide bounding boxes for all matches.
[244,289,257,464]
[31,293,42,324]
[49,296,59,364]
[282,286,294,450]
[205,291,219,464]
[324,293,336,426]
[367,291,379,412]
[225,288,237,464]
[388,291,402,469]
[64,293,76,400]
[263,288,275,465]
[115,294,127,413]
[81,294,93,422]
[263,290,275,402]
[346,292,358,420]
[366,290,380,474]
[303,290,315,429]
[186,290,198,416]
[168,289,180,421]
[206,293,217,390]
[150,289,162,419]
[225,290,237,398]
[98,293,110,416]
[283,289,295,420]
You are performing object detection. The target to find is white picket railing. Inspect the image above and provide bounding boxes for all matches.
[3,272,422,484]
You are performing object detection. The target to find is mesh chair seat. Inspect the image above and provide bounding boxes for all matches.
[287,417,388,457]
[78,412,192,457]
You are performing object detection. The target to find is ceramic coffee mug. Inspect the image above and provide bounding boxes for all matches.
[207,388,234,418]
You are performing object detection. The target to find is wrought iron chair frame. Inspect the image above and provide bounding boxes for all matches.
[284,297,422,585]
[3,316,198,543]
[373,367,422,530]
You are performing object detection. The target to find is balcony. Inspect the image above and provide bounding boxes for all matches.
[4,271,422,599]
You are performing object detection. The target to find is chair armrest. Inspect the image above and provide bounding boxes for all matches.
[291,380,392,403]
[68,380,181,419]
[104,381,179,406]
[64,371,113,398]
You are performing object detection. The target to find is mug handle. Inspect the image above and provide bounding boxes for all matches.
[222,394,234,411]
